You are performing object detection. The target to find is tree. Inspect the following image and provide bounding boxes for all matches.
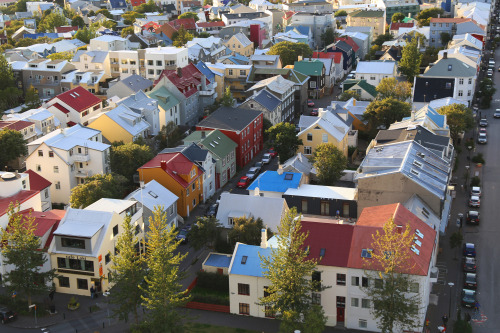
[416,8,444,26]
[259,208,326,332]
[71,15,85,28]
[220,86,234,107]
[121,26,134,38]
[266,122,303,163]
[74,26,97,44]
[366,44,381,60]
[197,31,211,38]
[0,53,21,112]
[320,27,336,47]
[109,214,146,325]
[338,90,361,101]
[436,104,474,143]
[96,9,113,19]
[189,216,222,250]
[69,173,128,208]
[0,204,57,306]
[373,33,393,47]
[38,12,67,32]
[440,32,451,46]
[47,51,73,61]
[23,85,42,110]
[172,25,194,47]
[268,41,312,67]
[449,230,463,260]
[334,10,347,17]
[203,0,213,5]
[477,78,496,108]
[361,218,421,332]
[178,12,199,21]
[228,216,270,248]
[364,98,411,131]
[110,142,154,184]
[0,129,27,167]
[391,12,406,23]
[311,143,347,185]
[398,38,422,84]
[420,46,439,68]
[376,77,412,101]
[122,11,145,25]
[140,207,190,332]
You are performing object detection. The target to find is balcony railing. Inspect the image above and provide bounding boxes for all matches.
[75,170,92,178]
[73,154,90,162]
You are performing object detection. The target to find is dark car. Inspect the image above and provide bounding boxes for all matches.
[463,257,477,273]
[479,118,488,127]
[464,273,477,290]
[268,148,277,157]
[461,289,476,308]
[176,228,188,244]
[237,176,251,188]
[206,204,218,217]
[463,243,476,257]
[310,109,318,116]
[466,211,480,225]
[0,306,16,324]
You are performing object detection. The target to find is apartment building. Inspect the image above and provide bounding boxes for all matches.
[21,59,76,99]
[346,10,386,38]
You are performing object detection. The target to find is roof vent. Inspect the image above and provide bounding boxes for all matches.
[148,190,158,198]
[284,173,293,180]
[74,92,80,96]
[1,172,17,181]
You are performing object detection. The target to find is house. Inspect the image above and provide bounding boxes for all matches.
[412,77,455,104]
[183,129,237,189]
[169,18,197,32]
[247,171,303,197]
[329,98,370,131]
[389,105,451,138]
[355,140,452,231]
[126,180,179,229]
[107,0,129,11]
[239,90,282,126]
[202,252,232,275]
[137,151,204,218]
[4,108,60,137]
[389,22,415,36]
[49,200,145,295]
[326,40,354,75]
[336,36,360,62]
[216,192,288,230]
[288,12,336,48]
[274,29,311,48]
[118,91,161,136]
[354,61,397,87]
[448,33,483,51]
[25,125,111,205]
[196,106,264,167]
[71,50,110,76]
[298,108,349,157]
[428,18,475,47]
[143,47,189,81]
[0,120,38,169]
[221,12,271,30]
[60,70,108,95]
[294,59,326,99]
[378,45,403,62]
[89,35,132,51]
[206,62,252,102]
[342,79,377,101]
[346,10,385,38]
[196,21,226,35]
[128,31,161,49]
[224,32,254,57]
[21,59,76,99]
[280,153,314,183]
[284,26,312,48]
[312,52,344,88]
[186,37,227,63]
[146,85,181,128]
[304,57,335,94]
[374,0,419,24]
[341,31,370,60]
[106,75,154,99]
[249,54,281,69]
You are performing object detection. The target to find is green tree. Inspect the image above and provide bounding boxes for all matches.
[334,10,347,17]
[0,52,15,90]
[189,216,222,250]
[228,216,271,248]
[0,204,58,306]
[303,305,328,333]
[178,12,199,21]
[376,77,412,101]
[454,309,473,333]
[74,26,97,44]
[477,78,496,108]
[398,38,422,84]
[416,8,444,26]
[38,12,67,33]
[391,12,406,22]
[23,85,42,110]
[71,15,85,28]
[140,207,190,332]
[203,0,213,5]
[259,208,326,332]
[121,26,134,38]
[363,97,412,131]
[0,53,22,111]
[268,41,312,67]
[96,9,113,19]
[135,0,160,13]
[311,143,348,186]
[338,90,361,101]
[220,86,234,107]
[0,129,27,167]
[266,122,303,163]
[122,11,145,25]
[69,173,128,208]
[366,44,381,60]
[47,51,74,61]
[449,230,463,260]
[110,142,154,184]
[440,32,452,46]
[361,218,421,333]
[373,33,393,47]
[109,214,146,324]
[197,31,211,38]
[420,46,439,67]
[436,104,474,143]
[172,25,194,47]
[320,27,336,47]
[14,38,38,47]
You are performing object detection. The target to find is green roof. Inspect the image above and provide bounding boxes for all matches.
[352,80,377,97]
[247,67,309,84]
[293,60,324,76]
[349,10,385,18]
[183,129,237,160]
[402,17,417,23]
[147,85,180,112]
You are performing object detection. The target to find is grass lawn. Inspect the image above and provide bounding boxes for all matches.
[186,323,259,333]
[189,285,229,305]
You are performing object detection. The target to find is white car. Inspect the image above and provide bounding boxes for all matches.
[262,153,271,164]
[246,167,259,180]
[471,186,481,197]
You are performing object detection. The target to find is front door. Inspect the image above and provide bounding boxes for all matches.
[337,307,345,323]
[91,278,102,292]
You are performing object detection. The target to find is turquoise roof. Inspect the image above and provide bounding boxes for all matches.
[294,59,324,76]
[147,85,180,111]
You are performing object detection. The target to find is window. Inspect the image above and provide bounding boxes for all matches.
[148,60,153,66]
[351,297,359,307]
[351,276,359,286]
[374,278,383,289]
[55,181,61,190]
[239,303,249,315]
[38,150,43,156]
[445,82,451,89]
[320,201,329,216]
[361,298,371,308]
[301,199,308,213]
[468,78,472,84]
[458,90,463,97]
[49,151,54,157]
[312,293,321,305]
[61,238,85,249]
[312,271,321,291]
[156,60,162,66]
[105,253,111,264]
[337,296,346,308]
[310,81,316,88]
[53,166,59,173]
[77,278,88,290]
[362,277,369,287]
[238,283,250,295]
[343,203,350,216]
[113,225,119,236]
[192,198,196,207]
[370,76,376,81]
[359,319,367,328]
[36,165,41,172]
[58,276,70,288]
[304,146,312,155]
[228,69,233,75]
[459,78,464,85]
[307,133,313,141]
[409,282,419,293]
[264,305,275,318]
[322,134,328,142]
[239,70,246,76]
[467,90,471,97]
[44,189,49,199]
[337,273,346,286]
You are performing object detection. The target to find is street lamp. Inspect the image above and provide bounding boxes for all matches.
[448,282,455,319]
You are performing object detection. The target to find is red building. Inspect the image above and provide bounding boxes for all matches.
[196,106,264,167]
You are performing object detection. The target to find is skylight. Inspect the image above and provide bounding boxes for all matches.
[284,173,293,180]
[361,249,372,258]
[411,245,420,255]
[319,248,326,257]
[148,191,158,198]
[415,229,424,239]
[241,256,248,264]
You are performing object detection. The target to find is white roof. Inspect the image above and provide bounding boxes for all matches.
[125,180,179,211]
[86,198,136,214]
[186,36,222,49]
[247,75,294,95]
[101,104,150,136]
[29,124,110,152]
[5,108,53,122]
[54,208,110,238]
[298,109,349,142]
[284,184,356,200]
[145,46,187,54]
[356,61,396,75]
[92,35,127,42]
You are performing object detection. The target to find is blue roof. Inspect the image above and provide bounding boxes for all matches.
[204,254,232,268]
[285,25,309,36]
[247,171,302,192]
[230,243,271,277]
[109,0,127,8]
[426,108,445,128]
[195,62,216,82]
[251,90,280,111]
[24,33,59,39]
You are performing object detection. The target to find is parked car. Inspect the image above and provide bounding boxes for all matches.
[487,71,493,78]
[268,148,277,157]
[461,289,476,308]
[463,243,476,257]
[262,153,271,164]
[498,66,500,72]
[467,211,480,224]
[463,257,477,273]
[307,100,315,107]
[253,161,263,174]
[494,109,500,118]
[469,195,480,207]
[246,167,259,180]
[176,228,189,244]
[206,204,218,217]
[477,133,487,144]
[310,109,318,116]
[479,118,488,127]
[479,128,487,135]
[237,176,251,188]
[464,273,477,290]
[0,306,16,324]
[471,186,481,197]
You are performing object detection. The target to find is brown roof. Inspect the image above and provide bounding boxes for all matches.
[430,17,472,23]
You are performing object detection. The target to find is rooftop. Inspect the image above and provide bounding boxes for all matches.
[247,171,302,192]
[284,184,356,200]
[197,106,262,132]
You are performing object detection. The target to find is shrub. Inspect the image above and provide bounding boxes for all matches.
[190,293,229,305]
[196,271,229,292]
[470,176,481,187]
[471,153,485,165]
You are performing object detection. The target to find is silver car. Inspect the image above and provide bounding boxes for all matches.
[477,133,487,144]
[246,167,259,180]
[262,153,271,164]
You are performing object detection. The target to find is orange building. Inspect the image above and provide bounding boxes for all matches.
[138,152,203,218]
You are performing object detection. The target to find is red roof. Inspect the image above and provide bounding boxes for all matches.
[155,63,209,98]
[25,169,51,191]
[50,86,101,113]
[348,203,436,276]
[51,102,70,114]
[301,219,354,267]
[282,11,295,20]
[138,152,202,188]
[0,190,39,218]
[67,121,77,127]
[17,209,65,248]
[0,120,33,131]
[169,18,197,30]
[337,37,359,52]
[390,22,414,30]
[55,26,78,33]
[196,21,225,28]
[313,52,343,64]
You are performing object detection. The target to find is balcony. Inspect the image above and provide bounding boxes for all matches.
[73,154,90,162]
[199,89,216,96]
[75,170,92,178]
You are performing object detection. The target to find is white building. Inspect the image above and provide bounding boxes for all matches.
[354,61,397,87]
[88,35,132,51]
[4,108,60,137]
[143,47,189,81]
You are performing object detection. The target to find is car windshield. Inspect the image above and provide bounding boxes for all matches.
[248,170,256,175]
[178,229,187,237]
[463,293,474,302]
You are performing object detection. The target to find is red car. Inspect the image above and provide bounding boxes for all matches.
[268,148,277,157]
[310,109,318,116]
[237,176,251,188]
[307,100,315,107]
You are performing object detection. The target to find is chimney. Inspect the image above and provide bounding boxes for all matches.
[176,67,182,77]
[318,108,327,118]
[160,160,167,171]
[201,131,206,138]
[201,74,207,90]
[411,110,415,121]
[298,55,303,61]
[352,99,356,106]
[443,51,447,59]
[438,14,440,18]
[277,168,283,175]
[260,228,268,248]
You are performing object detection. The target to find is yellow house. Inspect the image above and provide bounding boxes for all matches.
[347,10,386,38]
[224,32,254,57]
[49,200,145,296]
[88,104,150,144]
[298,109,349,157]
[206,63,252,102]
